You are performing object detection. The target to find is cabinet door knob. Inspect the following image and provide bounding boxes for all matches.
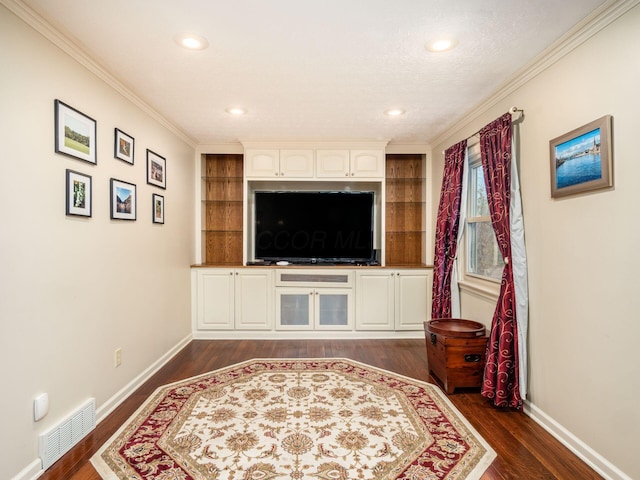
[345,172,349,176]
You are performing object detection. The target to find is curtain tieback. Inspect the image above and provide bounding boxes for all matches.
[504,256,509,265]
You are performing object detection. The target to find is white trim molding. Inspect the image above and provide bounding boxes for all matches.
[95,334,193,424]
[431,0,640,147]
[0,0,197,149]
[524,400,633,480]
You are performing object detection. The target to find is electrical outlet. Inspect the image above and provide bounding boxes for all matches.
[114,348,122,367]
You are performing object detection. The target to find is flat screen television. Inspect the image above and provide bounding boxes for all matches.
[254,191,374,264]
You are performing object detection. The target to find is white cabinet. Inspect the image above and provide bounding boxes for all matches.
[355,271,395,330]
[234,269,274,330]
[280,150,314,177]
[350,150,385,177]
[355,269,432,331]
[194,268,273,330]
[276,288,353,330]
[246,148,384,179]
[193,267,431,335]
[394,269,432,331]
[275,269,354,330]
[315,149,350,177]
[245,149,314,178]
[195,269,235,330]
[316,149,384,178]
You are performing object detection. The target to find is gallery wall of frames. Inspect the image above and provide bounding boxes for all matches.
[55,98,166,224]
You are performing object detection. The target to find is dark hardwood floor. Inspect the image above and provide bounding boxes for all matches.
[39,339,602,479]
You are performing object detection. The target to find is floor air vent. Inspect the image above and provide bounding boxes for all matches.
[39,398,96,470]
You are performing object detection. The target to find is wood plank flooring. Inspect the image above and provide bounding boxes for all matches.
[38,339,602,479]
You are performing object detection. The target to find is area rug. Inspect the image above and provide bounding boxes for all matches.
[91,358,495,479]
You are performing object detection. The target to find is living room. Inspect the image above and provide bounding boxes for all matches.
[1,1,638,479]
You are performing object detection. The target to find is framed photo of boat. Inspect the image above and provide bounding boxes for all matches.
[549,115,613,198]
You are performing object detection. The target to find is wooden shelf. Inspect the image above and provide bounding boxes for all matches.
[203,177,243,202]
[385,232,425,265]
[386,178,423,202]
[204,154,244,178]
[386,154,423,179]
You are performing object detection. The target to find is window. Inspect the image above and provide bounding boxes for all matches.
[466,145,504,282]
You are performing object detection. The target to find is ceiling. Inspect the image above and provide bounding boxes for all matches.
[21,0,607,145]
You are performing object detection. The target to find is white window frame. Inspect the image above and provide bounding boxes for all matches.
[458,141,501,299]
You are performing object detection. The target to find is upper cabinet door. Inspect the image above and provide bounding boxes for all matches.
[279,150,314,178]
[315,149,350,177]
[350,150,384,178]
[245,150,280,178]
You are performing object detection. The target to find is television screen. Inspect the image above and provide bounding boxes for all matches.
[254,191,374,263]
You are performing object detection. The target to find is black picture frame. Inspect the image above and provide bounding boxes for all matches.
[152,194,165,224]
[114,128,135,164]
[54,99,97,164]
[110,178,137,220]
[146,149,166,189]
[65,169,92,217]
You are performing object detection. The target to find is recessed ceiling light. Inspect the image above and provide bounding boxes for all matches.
[384,108,405,117]
[225,107,247,115]
[425,38,458,52]
[174,33,209,50]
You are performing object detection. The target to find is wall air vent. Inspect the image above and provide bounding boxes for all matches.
[39,398,96,471]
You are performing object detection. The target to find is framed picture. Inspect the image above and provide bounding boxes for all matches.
[110,178,137,220]
[550,115,613,198]
[146,149,166,189]
[152,194,165,224]
[54,99,97,164]
[114,128,134,164]
[65,169,92,217]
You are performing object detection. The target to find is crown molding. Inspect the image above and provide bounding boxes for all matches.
[1,0,198,148]
[430,0,640,148]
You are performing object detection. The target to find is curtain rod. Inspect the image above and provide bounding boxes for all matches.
[443,106,524,153]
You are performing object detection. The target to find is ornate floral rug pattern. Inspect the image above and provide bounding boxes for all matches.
[91,359,495,479]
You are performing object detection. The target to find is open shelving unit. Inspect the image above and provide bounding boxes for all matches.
[202,154,244,265]
[385,154,425,265]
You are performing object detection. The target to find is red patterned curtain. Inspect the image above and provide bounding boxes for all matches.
[431,140,467,319]
[479,113,522,409]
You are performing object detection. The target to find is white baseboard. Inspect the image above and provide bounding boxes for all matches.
[10,458,41,480]
[95,333,192,423]
[524,400,632,480]
[192,330,425,340]
[15,333,192,480]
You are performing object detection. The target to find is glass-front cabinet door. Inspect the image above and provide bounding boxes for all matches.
[276,288,353,330]
[276,289,313,330]
[315,289,353,330]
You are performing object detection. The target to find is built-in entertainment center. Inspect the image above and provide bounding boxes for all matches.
[192,143,432,338]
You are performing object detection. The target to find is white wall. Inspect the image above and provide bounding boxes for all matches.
[431,4,640,479]
[0,5,195,479]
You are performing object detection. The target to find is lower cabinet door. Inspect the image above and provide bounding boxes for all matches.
[276,289,314,330]
[196,269,235,330]
[355,271,395,330]
[394,270,432,330]
[315,289,353,330]
[234,269,273,330]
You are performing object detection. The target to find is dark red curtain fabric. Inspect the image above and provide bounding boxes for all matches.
[431,140,467,320]
[479,113,522,409]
